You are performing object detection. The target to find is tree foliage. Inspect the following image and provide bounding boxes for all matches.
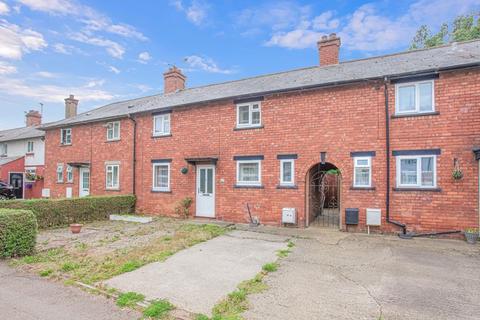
[410,13,480,50]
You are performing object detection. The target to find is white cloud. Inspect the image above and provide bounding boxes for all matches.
[266,29,321,49]
[18,0,147,41]
[170,0,208,26]
[53,42,71,54]
[0,1,9,15]
[312,11,340,30]
[70,32,125,58]
[0,61,17,74]
[134,84,152,93]
[85,79,105,88]
[35,71,58,78]
[108,65,120,74]
[184,55,235,74]
[0,20,47,59]
[138,51,151,64]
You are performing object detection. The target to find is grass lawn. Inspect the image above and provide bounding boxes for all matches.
[10,218,227,286]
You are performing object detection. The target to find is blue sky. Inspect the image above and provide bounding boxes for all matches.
[0,0,479,129]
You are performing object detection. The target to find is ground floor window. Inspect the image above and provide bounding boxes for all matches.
[353,157,371,187]
[396,155,436,188]
[66,165,73,183]
[237,160,261,186]
[152,162,170,191]
[106,164,120,189]
[56,164,63,183]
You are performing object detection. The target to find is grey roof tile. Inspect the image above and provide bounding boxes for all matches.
[42,40,480,129]
[0,126,44,142]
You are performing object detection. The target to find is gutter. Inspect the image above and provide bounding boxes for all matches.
[128,114,137,196]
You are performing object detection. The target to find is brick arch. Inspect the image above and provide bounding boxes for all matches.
[299,155,349,183]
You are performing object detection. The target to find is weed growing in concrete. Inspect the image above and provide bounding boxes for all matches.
[143,299,174,318]
[116,291,145,308]
[262,263,278,272]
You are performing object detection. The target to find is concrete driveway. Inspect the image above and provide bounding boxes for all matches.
[0,262,140,320]
[244,229,480,320]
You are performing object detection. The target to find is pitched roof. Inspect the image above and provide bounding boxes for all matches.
[0,156,23,166]
[0,126,44,142]
[42,40,480,129]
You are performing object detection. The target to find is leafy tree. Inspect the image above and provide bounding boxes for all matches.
[410,13,480,50]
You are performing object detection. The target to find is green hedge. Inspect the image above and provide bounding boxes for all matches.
[0,195,135,229]
[0,209,37,257]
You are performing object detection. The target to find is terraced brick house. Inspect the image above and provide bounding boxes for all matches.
[0,110,45,199]
[41,35,480,235]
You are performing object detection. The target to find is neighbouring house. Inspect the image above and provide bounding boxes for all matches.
[41,35,480,235]
[0,110,45,199]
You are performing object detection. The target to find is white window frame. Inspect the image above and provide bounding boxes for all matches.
[27,141,34,153]
[56,164,64,183]
[106,121,120,141]
[105,164,120,190]
[66,165,73,183]
[152,113,171,137]
[152,163,171,192]
[353,157,372,187]
[60,128,72,145]
[279,159,295,186]
[236,160,262,186]
[236,101,262,128]
[396,155,437,188]
[395,80,435,115]
[0,143,7,156]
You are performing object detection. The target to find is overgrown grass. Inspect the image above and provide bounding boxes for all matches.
[11,223,227,285]
[143,299,174,318]
[262,263,278,272]
[116,291,145,308]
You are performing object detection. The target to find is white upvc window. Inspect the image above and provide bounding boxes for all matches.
[66,165,73,183]
[27,141,34,153]
[0,143,7,156]
[106,121,120,141]
[280,159,295,185]
[396,155,436,188]
[56,164,64,183]
[105,164,120,189]
[152,163,170,191]
[153,114,171,136]
[395,80,434,115]
[236,101,261,128]
[353,157,372,187]
[61,128,72,145]
[237,160,261,186]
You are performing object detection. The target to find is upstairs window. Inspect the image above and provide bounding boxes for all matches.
[56,164,64,183]
[66,165,73,183]
[152,163,170,191]
[106,121,120,141]
[395,80,434,115]
[0,143,7,156]
[280,159,295,186]
[153,114,171,136]
[396,155,436,188]
[236,102,261,128]
[237,160,261,186]
[61,128,72,145]
[27,141,34,153]
[106,164,120,189]
[353,157,372,187]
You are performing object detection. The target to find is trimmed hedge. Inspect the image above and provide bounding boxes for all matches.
[0,209,38,257]
[0,195,135,229]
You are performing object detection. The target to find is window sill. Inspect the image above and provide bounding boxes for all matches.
[276,185,298,189]
[393,187,442,192]
[152,134,172,138]
[106,188,120,191]
[391,111,439,119]
[59,144,72,147]
[26,152,35,156]
[233,125,264,131]
[56,182,64,184]
[350,186,376,191]
[106,139,121,143]
[234,184,264,189]
[151,189,172,193]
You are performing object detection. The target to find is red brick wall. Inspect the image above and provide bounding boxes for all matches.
[44,119,134,198]
[43,68,480,233]
[24,165,44,199]
[0,157,24,183]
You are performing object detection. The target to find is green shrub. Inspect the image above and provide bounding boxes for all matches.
[0,209,37,258]
[0,195,135,229]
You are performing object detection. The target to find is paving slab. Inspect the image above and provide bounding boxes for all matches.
[104,230,289,315]
[0,262,140,320]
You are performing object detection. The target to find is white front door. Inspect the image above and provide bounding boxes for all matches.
[79,167,90,197]
[196,165,215,217]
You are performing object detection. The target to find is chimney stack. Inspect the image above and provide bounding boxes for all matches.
[25,110,41,127]
[317,33,341,66]
[64,94,79,118]
[163,66,186,94]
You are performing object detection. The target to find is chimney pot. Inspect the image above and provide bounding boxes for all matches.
[317,33,341,66]
[25,110,42,127]
[64,94,79,119]
[163,66,186,94]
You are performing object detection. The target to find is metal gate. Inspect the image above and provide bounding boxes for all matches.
[309,168,340,228]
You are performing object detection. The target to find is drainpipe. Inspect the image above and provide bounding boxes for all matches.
[384,77,407,235]
[128,114,136,196]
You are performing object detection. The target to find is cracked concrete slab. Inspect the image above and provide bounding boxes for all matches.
[245,232,480,320]
[104,230,289,315]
